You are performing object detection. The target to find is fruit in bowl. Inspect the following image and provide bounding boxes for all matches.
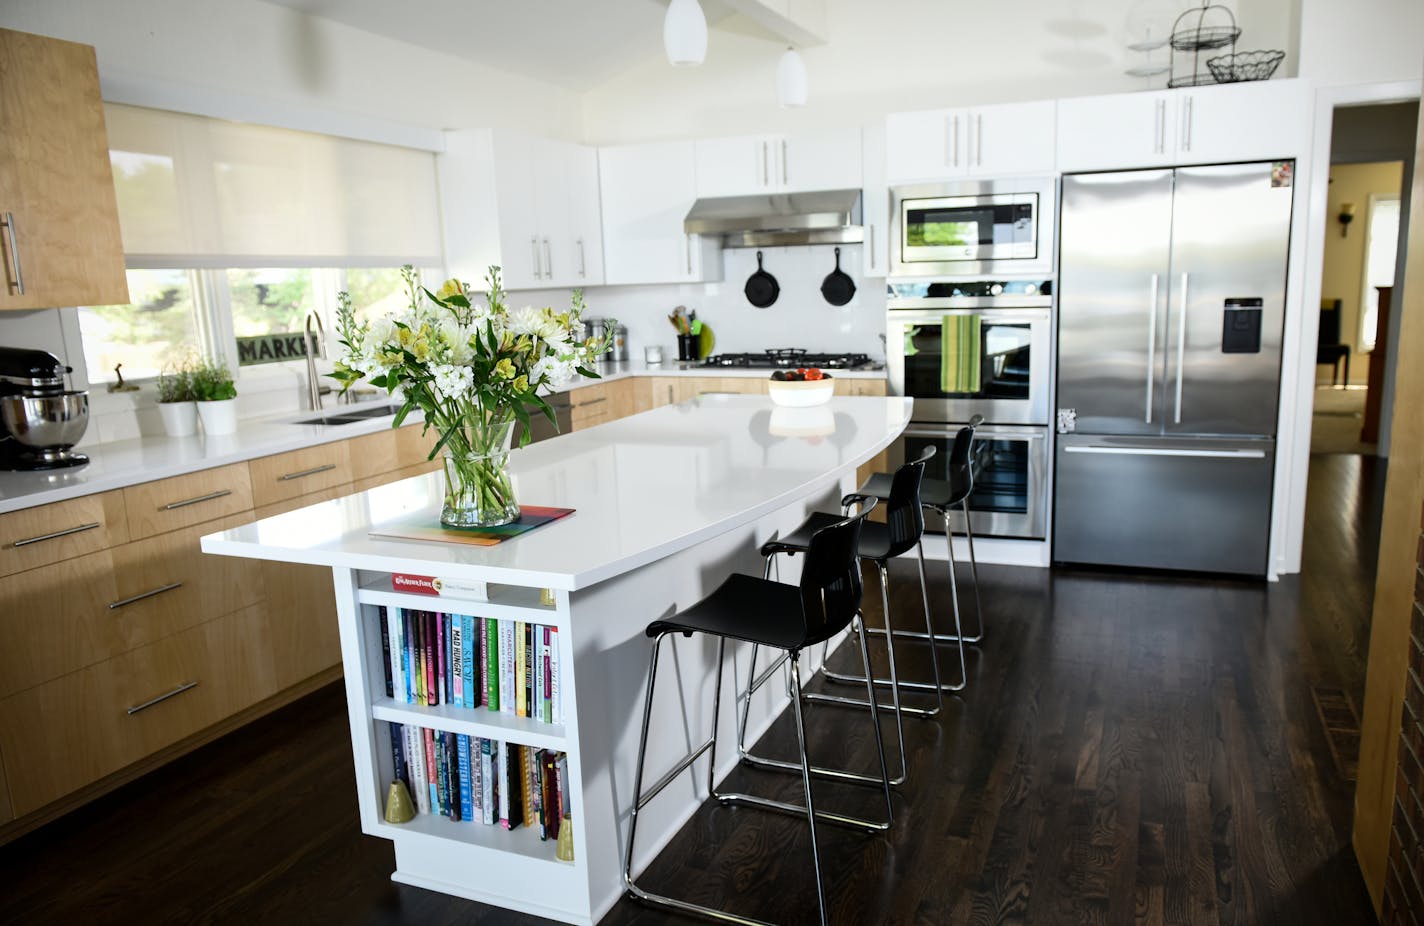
[768,367,834,407]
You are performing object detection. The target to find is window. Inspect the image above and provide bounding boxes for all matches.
[344,267,408,324]
[76,269,207,384]
[1360,195,1400,352]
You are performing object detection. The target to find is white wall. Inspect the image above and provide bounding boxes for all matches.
[1298,0,1424,87]
[581,0,1299,145]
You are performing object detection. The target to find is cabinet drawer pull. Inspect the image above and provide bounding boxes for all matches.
[12,521,101,548]
[162,488,233,510]
[542,237,553,279]
[278,463,337,481]
[109,581,183,610]
[576,396,608,408]
[1,211,23,295]
[127,681,198,715]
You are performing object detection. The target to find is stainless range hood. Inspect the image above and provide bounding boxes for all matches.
[683,188,863,248]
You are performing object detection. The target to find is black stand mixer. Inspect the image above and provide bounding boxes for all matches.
[0,346,90,471]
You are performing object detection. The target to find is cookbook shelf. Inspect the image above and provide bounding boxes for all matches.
[370,697,568,751]
[355,574,562,626]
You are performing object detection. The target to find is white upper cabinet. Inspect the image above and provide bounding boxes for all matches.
[600,141,722,286]
[1057,79,1308,173]
[694,129,862,197]
[438,129,604,291]
[886,100,1057,183]
[860,122,889,277]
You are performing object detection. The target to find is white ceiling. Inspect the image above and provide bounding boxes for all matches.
[264,0,735,91]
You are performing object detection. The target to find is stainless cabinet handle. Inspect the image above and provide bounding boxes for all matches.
[109,581,183,610]
[869,225,876,269]
[1153,100,1164,154]
[531,236,541,279]
[577,238,586,277]
[1064,445,1265,459]
[1175,272,1188,424]
[1183,96,1193,152]
[12,521,100,548]
[162,488,232,511]
[542,237,552,279]
[953,115,960,167]
[685,235,693,275]
[127,681,198,715]
[762,141,769,187]
[278,462,337,481]
[1,212,23,295]
[1145,274,1158,423]
[781,139,788,186]
[976,113,983,167]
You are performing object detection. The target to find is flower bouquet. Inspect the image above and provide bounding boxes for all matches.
[333,265,611,527]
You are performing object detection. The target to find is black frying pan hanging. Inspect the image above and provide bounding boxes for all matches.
[820,246,856,306]
[744,250,780,308]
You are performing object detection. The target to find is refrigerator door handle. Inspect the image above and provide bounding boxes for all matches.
[1145,274,1158,423]
[1063,445,1267,460]
[1174,272,1188,424]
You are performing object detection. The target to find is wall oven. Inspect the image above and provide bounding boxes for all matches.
[890,176,1056,277]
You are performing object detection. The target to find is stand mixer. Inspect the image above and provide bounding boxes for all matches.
[0,346,90,470]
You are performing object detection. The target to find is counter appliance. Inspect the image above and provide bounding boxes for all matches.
[0,346,90,470]
[1053,162,1294,575]
[890,177,1056,278]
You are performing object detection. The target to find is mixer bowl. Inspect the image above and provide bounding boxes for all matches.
[1,391,90,450]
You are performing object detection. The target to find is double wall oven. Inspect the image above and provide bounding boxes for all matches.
[884,278,1053,540]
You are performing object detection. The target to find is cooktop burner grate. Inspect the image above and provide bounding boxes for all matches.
[700,350,877,370]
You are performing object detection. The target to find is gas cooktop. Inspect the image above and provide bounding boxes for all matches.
[700,349,880,371]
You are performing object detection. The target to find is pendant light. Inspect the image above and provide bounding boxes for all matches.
[664,0,708,67]
[776,47,808,107]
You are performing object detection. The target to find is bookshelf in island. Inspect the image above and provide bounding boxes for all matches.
[201,394,913,925]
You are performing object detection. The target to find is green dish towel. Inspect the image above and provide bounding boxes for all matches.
[941,314,981,394]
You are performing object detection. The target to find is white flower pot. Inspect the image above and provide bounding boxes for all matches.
[157,401,198,437]
[197,398,238,436]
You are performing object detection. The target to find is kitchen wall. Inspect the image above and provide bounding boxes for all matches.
[1298,0,1424,87]
[1319,161,1405,384]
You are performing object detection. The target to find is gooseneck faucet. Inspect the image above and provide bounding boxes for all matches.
[305,311,327,411]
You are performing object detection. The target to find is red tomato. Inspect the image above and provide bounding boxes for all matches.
[805,368,824,381]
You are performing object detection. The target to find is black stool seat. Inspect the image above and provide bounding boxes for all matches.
[646,573,809,650]
[761,512,896,563]
[858,473,962,510]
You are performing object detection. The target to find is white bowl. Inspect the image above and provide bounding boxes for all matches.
[767,377,834,407]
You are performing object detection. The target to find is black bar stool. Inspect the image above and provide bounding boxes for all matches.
[623,503,891,926]
[823,416,985,698]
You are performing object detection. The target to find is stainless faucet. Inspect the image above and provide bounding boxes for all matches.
[304,312,327,411]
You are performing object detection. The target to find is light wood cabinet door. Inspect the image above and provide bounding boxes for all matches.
[0,490,128,578]
[833,377,888,397]
[607,379,638,420]
[0,28,127,310]
[248,441,353,508]
[122,462,254,540]
[570,382,613,430]
[395,421,440,468]
[0,603,279,817]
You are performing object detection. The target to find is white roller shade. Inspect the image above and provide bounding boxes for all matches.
[104,103,443,269]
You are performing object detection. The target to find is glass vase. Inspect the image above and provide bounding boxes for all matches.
[440,413,520,528]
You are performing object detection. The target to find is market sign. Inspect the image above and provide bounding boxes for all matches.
[236,332,318,366]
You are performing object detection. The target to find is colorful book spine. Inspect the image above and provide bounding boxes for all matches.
[451,615,464,707]
[435,614,446,706]
[472,736,484,821]
[402,611,415,704]
[389,608,406,704]
[444,615,454,704]
[412,611,424,705]
[389,721,406,788]
[462,615,477,709]
[379,607,394,698]
[443,731,459,820]
[424,728,438,810]
[500,620,515,715]
[542,750,560,840]
[484,738,498,826]
[425,611,438,706]
[408,726,429,814]
[458,734,473,821]
[524,623,535,719]
[434,730,449,817]
[515,621,527,718]
[549,627,561,724]
[533,625,545,724]
[485,618,499,711]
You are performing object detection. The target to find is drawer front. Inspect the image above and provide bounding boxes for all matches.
[0,490,128,578]
[123,462,255,540]
[0,514,261,697]
[395,421,440,469]
[351,461,439,495]
[248,442,353,508]
[833,378,888,397]
[0,603,279,817]
[346,429,400,484]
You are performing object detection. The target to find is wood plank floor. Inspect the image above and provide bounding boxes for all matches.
[0,454,1383,925]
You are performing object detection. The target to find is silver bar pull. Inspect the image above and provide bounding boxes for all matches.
[953,116,960,168]
[12,521,101,548]
[127,681,198,715]
[278,462,337,481]
[781,139,788,186]
[976,113,983,167]
[761,141,769,187]
[542,237,552,279]
[109,581,183,610]
[576,396,608,408]
[869,224,876,270]
[530,236,541,279]
[685,235,693,275]
[1,212,22,295]
[1153,100,1164,154]
[1175,272,1188,424]
[577,238,586,277]
[1145,274,1158,423]
[1064,445,1266,460]
[1183,96,1193,152]
[162,489,232,511]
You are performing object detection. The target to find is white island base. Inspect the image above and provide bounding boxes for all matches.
[202,395,913,924]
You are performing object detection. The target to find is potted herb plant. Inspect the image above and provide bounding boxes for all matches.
[192,359,239,436]
[155,360,198,437]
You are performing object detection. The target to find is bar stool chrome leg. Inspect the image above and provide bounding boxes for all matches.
[788,655,828,926]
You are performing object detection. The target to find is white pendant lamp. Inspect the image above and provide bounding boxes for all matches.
[664,0,708,67]
[776,47,808,107]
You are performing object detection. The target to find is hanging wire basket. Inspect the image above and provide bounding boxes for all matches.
[1206,50,1286,83]
[1168,2,1241,88]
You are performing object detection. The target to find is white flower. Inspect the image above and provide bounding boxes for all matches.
[509,306,564,341]
[431,363,473,400]
[436,316,476,365]
[530,354,577,386]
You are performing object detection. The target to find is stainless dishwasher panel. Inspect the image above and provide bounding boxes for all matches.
[1053,433,1275,575]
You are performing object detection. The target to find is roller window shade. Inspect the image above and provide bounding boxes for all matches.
[104,103,443,269]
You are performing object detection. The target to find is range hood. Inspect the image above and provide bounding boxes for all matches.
[683,188,864,248]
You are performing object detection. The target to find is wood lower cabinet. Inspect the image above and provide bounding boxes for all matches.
[0,490,128,578]
[641,374,887,410]
[248,441,354,508]
[122,462,253,540]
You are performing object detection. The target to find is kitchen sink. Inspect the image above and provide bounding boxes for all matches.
[293,403,400,426]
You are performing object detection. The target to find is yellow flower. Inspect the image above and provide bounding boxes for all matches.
[397,327,414,347]
[494,358,516,379]
[513,375,529,393]
[436,278,465,301]
[412,338,431,362]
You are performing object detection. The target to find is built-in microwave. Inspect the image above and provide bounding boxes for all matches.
[890,177,1056,277]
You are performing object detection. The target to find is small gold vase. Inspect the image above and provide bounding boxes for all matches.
[555,816,575,861]
[385,779,417,823]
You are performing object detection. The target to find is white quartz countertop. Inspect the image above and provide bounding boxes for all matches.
[200,395,913,591]
[0,365,887,514]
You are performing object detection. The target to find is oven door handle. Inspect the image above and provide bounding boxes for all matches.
[904,425,1045,442]
[887,308,1050,324]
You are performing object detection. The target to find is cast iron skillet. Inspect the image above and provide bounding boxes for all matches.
[820,246,856,306]
[744,250,780,308]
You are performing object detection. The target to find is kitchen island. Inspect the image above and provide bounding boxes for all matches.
[200,393,912,925]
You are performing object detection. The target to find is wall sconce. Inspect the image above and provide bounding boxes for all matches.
[1338,202,1355,237]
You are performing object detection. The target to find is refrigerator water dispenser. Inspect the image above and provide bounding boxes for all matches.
[1222,298,1264,353]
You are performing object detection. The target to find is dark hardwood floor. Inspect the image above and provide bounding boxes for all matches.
[1,454,1385,925]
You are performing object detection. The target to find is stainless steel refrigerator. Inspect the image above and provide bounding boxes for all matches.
[1054,162,1294,575]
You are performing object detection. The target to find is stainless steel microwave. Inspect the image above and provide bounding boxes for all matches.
[890,177,1057,277]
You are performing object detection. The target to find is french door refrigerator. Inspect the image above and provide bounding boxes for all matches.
[1054,162,1294,575]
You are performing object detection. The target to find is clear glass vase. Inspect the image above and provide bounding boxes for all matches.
[440,414,520,528]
